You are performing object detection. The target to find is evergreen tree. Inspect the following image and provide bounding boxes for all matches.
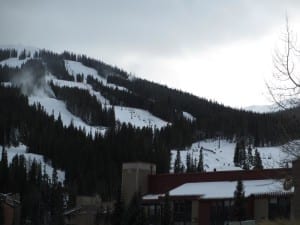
[247,146,253,166]
[233,143,240,166]
[52,167,58,186]
[197,149,204,172]
[174,150,182,173]
[112,188,124,225]
[233,180,246,221]
[0,203,3,225]
[0,144,9,192]
[186,152,192,173]
[123,192,145,225]
[253,149,263,170]
[162,192,172,225]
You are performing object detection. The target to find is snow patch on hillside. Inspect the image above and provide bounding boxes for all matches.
[182,111,196,121]
[47,75,110,105]
[244,104,276,113]
[0,45,39,68]
[64,60,128,91]
[0,58,29,68]
[171,139,288,172]
[114,106,170,129]
[0,144,64,183]
[28,96,107,136]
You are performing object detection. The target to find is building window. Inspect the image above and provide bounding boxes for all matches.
[173,200,192,225]
[268,197,291,220]
[210,200,234,225]
[144,204,161,225]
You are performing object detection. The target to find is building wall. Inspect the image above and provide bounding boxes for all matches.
[148,169,291,194]
[122,162,156,205]
[254,198,268,221]
[2,203,14,225]
[191,200,199,225]
[292,159,300,220]
[77,195,101,208]
[198,201,210,225]
[65,213,96,225]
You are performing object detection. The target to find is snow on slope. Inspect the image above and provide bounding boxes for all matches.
[0,144,64,183]
[0,45,39,68]
[171,139,288,172]
[46,75,110,105]
[0,49,170,131]
[114,106,170,129]
[28,96,107,136]
[182,111,196,121]
[64,60,128,91]
[244,104,277,113]
[0,57,29,68]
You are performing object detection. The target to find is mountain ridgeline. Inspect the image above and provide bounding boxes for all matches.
[0,47,299,199]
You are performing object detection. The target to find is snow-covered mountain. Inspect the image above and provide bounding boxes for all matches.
[244,104,276,113]
[0,45,297,184]
[0,46,171,134]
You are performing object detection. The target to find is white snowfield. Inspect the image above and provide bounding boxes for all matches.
[114,106,170,129]
[46,75,110,105]
[0,58,29,68]
[0,47,169,130]
[0,144,65,183]
[64,60,128,92]
[171,139,289,172]
[0,45,39,68]
[182,111,196,121]
[28,96,107,136]
[169,179,292,199]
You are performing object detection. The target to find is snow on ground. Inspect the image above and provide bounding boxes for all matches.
[182,111,196,121]
[0,57,29,68]
[46,75,110,105]
[170,139,289,172]
[169,179,292,199]
[0,144,65,183]
[0,82,13,87]
[0,45,39,68]
[114,106,170,129]
[244,104,277,113]
[28,95,107,136]
[64,60,128,91]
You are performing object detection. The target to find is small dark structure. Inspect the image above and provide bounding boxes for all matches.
[292,159,300,220]
[0,193,21,225]
[64,195,113,225]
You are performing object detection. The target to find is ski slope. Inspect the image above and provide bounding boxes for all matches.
[0,45,39,68]
[28,96,107,136]
[170,139,289,172]
[114,106,170,129]
[182,111,196,121]
[0,144,64,183]
[46,75,110,105]
[64,60,128,91]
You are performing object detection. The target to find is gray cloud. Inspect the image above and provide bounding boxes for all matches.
[2,0,300,107]
[1,0,300,57]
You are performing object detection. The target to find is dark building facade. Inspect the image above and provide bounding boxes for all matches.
[121,163,294,225]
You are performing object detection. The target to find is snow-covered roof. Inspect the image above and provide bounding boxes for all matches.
[169,179,293,199]
[142,194,165,201]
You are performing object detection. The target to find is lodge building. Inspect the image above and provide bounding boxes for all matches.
[121,161,300,225]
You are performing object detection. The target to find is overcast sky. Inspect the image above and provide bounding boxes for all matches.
[1,0,300,108]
